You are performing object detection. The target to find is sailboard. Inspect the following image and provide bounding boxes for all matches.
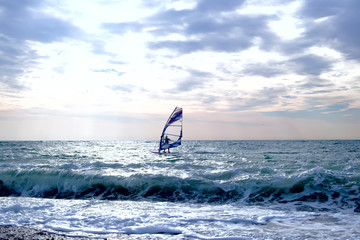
[156,106,183,153]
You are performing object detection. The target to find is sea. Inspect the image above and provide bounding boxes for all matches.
[0,140,359,239]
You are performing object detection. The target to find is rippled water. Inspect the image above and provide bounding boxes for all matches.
[1,140,359,239]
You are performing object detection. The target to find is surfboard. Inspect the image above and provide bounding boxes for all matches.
[151,151,171,154]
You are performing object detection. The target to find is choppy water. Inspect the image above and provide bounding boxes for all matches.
[0,140,359,239]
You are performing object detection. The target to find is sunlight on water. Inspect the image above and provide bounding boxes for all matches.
[0,140,359,239]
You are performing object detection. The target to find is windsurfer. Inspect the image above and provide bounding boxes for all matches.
[164,136,170,153]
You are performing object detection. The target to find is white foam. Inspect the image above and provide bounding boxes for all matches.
[122,224,182,235]
[1,196,360,239]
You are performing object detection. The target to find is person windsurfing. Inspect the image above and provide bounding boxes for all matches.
[164,136,170,153]
[156,107,183,154]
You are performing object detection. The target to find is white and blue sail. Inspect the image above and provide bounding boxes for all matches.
[159,107,183,152]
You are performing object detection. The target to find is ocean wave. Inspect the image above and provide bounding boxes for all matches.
[0,168,359,212]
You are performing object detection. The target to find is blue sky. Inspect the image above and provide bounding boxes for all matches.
[0,0,359,140]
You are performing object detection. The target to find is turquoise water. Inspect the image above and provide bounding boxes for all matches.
[1,140,359,239]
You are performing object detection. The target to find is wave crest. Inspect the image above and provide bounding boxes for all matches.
[1,168,359,212]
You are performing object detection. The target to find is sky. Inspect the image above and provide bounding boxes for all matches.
[0,0,359,140]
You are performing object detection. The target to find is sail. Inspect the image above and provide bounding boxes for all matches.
[159,107,183,152]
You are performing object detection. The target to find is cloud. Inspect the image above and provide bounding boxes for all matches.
[91,40,116,56]
[148,14,275,54]
[299,0,341,19]
[107,83,147,94]
[242,61,286,77]
[0,0,81,43]
[107,85,134,93]
[102,22,144,35]
[91,68,125,76]
[264,105,360,124]
[256,0,360,74]
[103,0,276,55]
[169,69,212,93]
[0,36,38,91]
[297,77,334,90]
[289,54,333,75]
[196,0,245,13]
[229,86,289,111]
[292,0,360,60]
[0,0,82,90]
[242,54,333,77]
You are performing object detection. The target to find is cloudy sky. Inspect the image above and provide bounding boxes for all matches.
[0,0,359,140]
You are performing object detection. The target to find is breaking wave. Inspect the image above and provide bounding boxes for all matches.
[1,167,359,212]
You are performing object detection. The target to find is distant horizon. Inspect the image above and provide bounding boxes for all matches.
[1,138,359,141]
